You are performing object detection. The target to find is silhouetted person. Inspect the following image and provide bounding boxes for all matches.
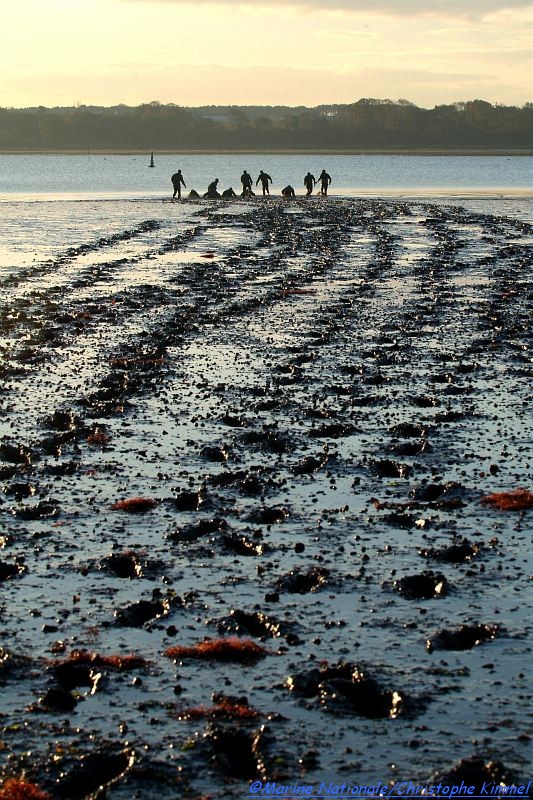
[319,169,331,196]
[241,170,253,197]
[204,179,220,198]
[256,170,272,196]
[171,170,186,200]
[304,172,316,196]
[188,189,200,199]
[222,187,238,198]
[282,185,295,197]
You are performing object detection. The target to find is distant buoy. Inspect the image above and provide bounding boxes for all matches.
[149,151,155,168]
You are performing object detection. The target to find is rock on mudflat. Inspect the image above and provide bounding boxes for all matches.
[4,481,36,499]
[46,409,80,431]
[276,566,330,594]
[53,660,101,692]
[104,551,143,578]
[114,596,177,627]
[40,686,78,712]
[427,624,499,652]
[251,506,289,525]
[293,448,329,475]
[429,755,514,791]
[389,439,431,456]
[221,609,299,644]
[222,533,265,556]
[419,538,480,563]
[0,559,26,581]
[0,441,33,464]
[389,422,429,438]
[286,661,407,718]
[369,459,412,478]
[201,444,229,462]
[170,517,228,542]
[172,488,205,511]
[13,500,60,520]
[56,749,135,799]
[205,723,269,779]
[410,481,472,503]
[393,571,448,600]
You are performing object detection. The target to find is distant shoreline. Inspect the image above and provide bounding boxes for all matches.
[1,148,532,157]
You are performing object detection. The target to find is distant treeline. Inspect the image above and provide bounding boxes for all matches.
[0,98,532,151]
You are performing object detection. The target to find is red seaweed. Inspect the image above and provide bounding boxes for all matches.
[111,497,158,513]
[0,779,51,800]
[164,636,269,663]
[480,488,533,511]
[86,430,110,446]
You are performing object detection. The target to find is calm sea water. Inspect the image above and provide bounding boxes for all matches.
[0,153,532,201]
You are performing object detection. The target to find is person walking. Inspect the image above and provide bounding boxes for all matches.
[304,172,316,196]
[171,169,186,200]
[319,169,332,196]
[256,170,273,196]
[241,169,253,197]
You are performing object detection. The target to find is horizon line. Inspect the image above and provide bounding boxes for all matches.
[2,98,532,113]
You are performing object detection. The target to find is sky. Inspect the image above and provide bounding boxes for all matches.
[2,0,532,108]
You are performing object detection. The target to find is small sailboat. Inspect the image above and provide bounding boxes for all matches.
[149,151,155,168]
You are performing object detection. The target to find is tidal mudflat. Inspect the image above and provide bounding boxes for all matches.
[0,197,531,799]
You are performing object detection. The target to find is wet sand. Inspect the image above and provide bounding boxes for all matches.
[0,197,531,798]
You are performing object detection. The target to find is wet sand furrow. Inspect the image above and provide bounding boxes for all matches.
[0,219,164,291]
[0,224,242,394]
[0,222,208,309]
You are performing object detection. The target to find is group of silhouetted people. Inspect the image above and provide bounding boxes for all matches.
[171,168,332,201]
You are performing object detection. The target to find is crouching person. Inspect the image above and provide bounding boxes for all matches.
[204,179,221,198]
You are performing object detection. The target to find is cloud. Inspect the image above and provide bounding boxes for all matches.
[119,0,531,17]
